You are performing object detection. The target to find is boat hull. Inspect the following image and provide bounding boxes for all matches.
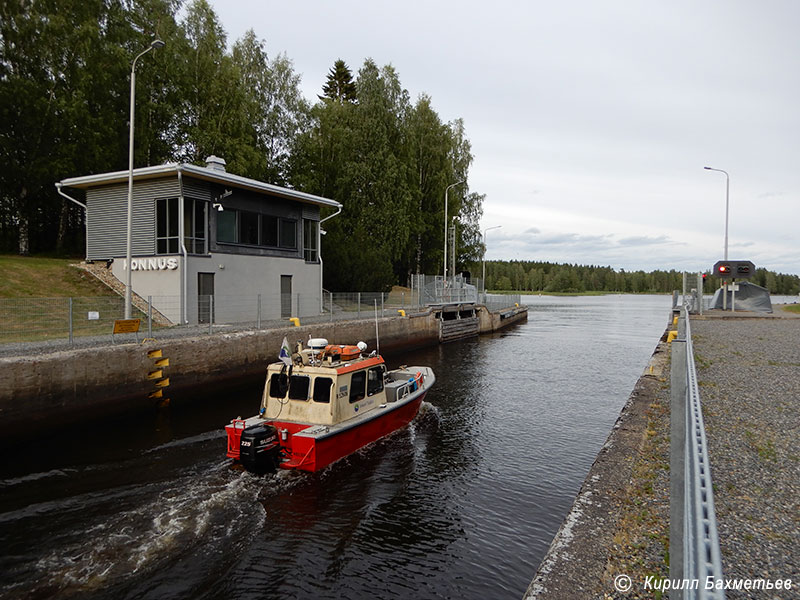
[278,392,425,472]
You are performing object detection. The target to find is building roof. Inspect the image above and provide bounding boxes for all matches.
[58,162,342,209]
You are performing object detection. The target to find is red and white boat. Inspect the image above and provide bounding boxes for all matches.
[225,338,435,472]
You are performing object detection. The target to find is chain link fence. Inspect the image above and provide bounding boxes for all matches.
[0,279,523,348]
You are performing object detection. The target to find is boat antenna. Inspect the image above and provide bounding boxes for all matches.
[374,299,380,355]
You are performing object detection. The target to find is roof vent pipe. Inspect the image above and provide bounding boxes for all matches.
[205,155,227,172]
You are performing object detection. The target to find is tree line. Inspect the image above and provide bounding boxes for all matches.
[480,260,800,295]
[0,0,482,291]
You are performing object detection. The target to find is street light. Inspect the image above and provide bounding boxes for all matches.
[443,180,465,283]
[704,166,730,310]
[482,225,502,294]
[704,166,730,260]
[125,39,165,319]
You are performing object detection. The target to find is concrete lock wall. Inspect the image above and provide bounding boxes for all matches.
[0,306,526,439]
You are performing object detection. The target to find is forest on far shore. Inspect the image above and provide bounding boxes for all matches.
[478,260,800,295]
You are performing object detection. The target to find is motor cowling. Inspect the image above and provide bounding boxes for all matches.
[239,423,280,471]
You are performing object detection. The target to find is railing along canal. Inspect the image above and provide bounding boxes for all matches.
[670,306,725,599]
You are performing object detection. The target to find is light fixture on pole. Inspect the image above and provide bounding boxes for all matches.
[703,166,730,260]
[704,166,730,310]
[443,180,465,283]
[482,225,501,294]
[125,39,165,319]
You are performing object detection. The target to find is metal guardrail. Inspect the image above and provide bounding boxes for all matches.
[670,306,725,599]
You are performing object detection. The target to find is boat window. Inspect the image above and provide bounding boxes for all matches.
[349,371,366,403]
[269,372,288,398]
[289,375,310,400]
[313,377,333,403]
[367,366,384,396]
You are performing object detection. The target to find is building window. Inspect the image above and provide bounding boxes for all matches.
[184,199,207,254]
[280,219,296,249]
[304,219,318,262]
[217,210,236,243]
[216,208,297,250]
[261,215,278,246]
[156,198,179,254]
[239,211,259,245]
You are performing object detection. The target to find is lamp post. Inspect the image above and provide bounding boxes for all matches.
[482,225,501,294]
[125,39,165,319]
[704,166,730,310]
[704,166,730,260]
[443,180,465,284]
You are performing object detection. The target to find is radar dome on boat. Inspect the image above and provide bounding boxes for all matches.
[308,338,328,350]
[357,341,368,352]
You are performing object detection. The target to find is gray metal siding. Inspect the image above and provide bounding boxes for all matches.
[182,178,211,201]
[86,178,179,260]
[302,205,320,221]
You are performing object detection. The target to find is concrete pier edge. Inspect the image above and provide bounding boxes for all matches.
[0,305,527,441]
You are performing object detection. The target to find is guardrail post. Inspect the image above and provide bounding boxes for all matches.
[670,325,687,595]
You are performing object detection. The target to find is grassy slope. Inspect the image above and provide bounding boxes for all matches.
[0,255,115,298]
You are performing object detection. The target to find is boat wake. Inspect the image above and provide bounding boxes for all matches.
[0,439,306,599]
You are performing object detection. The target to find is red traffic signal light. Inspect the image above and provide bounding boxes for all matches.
[718,264,731,275]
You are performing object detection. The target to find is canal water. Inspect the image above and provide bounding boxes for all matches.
[0,294,670,600]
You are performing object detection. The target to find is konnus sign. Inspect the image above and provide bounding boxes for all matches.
[122,257,178,271]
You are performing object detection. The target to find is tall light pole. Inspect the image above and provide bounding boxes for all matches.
[704,166,730,260]
[705,166,730,310]
[482,225,501,294]
[125,39,165,319]
[443,180,465,283]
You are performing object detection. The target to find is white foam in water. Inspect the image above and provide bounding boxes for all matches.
[30,468,267,594]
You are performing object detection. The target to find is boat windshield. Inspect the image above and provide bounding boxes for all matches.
[269,372,310,400]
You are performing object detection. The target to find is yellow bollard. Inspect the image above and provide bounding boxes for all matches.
[397,309,406,317]
[289,317,300,327]
[667,330,678,343]
[672,315,678,327]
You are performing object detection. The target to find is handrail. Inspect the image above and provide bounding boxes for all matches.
[670,306,726,599]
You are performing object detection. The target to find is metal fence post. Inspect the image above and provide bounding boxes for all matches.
[330,291,333,322]
[381,292,384,317]
[68,297,73,345]
[357,292,361,318]
[257,293,262,329]
[209,295,214,334]
[147,295,152,338]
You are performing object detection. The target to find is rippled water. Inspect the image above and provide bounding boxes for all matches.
[0,294,670,600]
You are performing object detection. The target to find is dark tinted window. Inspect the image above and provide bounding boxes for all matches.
[313,377,333,403]
[239,211,259,245]
[349,371,366,403]
[288,375,310,400]
[269,372,288,398]
[367,366,384,396]
[261,215,278,246]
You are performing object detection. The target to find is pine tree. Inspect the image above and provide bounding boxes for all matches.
[319,59,357,103]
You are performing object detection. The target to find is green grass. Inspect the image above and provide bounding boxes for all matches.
[781,303,800,314]
[0,255,134,344]
[0,255,115,298]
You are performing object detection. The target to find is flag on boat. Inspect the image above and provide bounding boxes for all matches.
[279,337,292,366]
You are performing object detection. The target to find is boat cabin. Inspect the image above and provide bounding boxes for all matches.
[261,342,423,427]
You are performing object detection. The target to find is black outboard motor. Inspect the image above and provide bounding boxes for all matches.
[239,423,280,471]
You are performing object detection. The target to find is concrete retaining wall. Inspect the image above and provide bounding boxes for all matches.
[0,305,527,438]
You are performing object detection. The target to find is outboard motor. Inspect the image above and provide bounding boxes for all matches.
[239,423,280,471]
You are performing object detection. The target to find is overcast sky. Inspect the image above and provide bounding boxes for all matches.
[207,0,799,275]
